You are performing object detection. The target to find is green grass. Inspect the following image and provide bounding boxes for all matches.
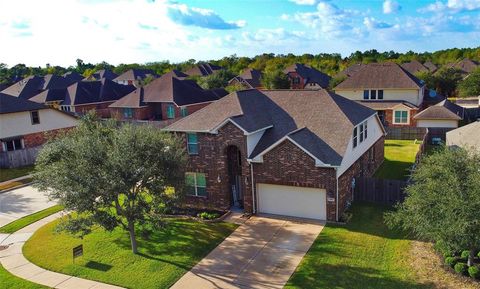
[23,218,237,289]
[0,165,34,182]
[0,205,64,234]
[374,140,421,180]
[0,264,47,289]
[286,203,430,289]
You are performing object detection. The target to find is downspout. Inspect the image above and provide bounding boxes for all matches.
[335,167,339,222]
[249,161,256,214]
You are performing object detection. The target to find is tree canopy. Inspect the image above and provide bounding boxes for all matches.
[385,146,480,266]
[458,68,480,97]
[34,114,187,253]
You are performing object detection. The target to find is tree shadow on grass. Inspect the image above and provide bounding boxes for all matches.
[287,264,433,289]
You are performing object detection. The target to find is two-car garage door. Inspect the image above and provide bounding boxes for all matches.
[257,183,327,220]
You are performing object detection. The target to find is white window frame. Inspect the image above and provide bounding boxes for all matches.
[2,138,25,152]
[185,172,207,197]
[393,110,410,125]
[353,120,368,149]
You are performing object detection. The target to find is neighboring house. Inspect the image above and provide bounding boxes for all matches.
[446,121,480,150]
[1,74,78,100]
[228,68,263,89]
[423,61,438,73]
[85,69,118,81]
[30,78,135,117]
[185,63,223,77]
[165,89,385,221]
[401,60,429,75]
[63,71,84,85]
[284,63,331,89]
[446,58,479,77]
[109,70,227,121]
[335,63,365,78]
[334,62,425,127]
[0,93,78,168]
[414,99,464,128]
[114,69,157,86]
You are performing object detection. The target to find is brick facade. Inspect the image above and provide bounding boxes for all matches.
[181,122,253,213]
[336,137,384,217]
[178,123,385,222]
[384,109,418,127]
[74,102,114,118]
[161,102,211,121]
[110,107,153,121]
[22,127,75,149]
[286,72,305,89]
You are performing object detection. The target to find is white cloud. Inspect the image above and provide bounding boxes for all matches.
[363,17,394,29]
[290,1,354,36]
[383,0,401,14]
[289,0,317,5]
[420,0,480,13]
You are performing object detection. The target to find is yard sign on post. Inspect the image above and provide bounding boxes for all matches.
[73,245,83,264]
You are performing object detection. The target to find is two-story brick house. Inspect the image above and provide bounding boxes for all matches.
[165,89,385,221]
[109,70,228,121]
[0,93,78,168]
[334,62,426,127]
[284,63,331,89]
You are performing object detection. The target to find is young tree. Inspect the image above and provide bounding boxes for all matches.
[458,68,480,97]
[34,114,187,254]
[261,69,290,89]
[385,147,480,266]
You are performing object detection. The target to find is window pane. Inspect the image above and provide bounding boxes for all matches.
[197,187,207,197]
[167,105,175,118]
[378,90,384,99]
[196,173,206,187]
[31,111,40,124]
[6,141,14,151]
[187,133,197,143]
[370,90,376,100]
[185,173,196,186]
[186,185,196,196]
[360,124,364,142]
[181,108,188,117]
[188,144,198,154]
[14,139,22,150]
[363,90,369,99]
[364,122,368,139]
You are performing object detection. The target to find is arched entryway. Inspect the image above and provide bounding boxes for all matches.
[226,145,243,209]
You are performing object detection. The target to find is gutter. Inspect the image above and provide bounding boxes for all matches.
[335,167,339,222]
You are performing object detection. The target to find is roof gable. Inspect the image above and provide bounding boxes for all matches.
[0,92,46,114]
[334,62,424,90]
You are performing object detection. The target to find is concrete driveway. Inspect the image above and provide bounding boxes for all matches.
[171,215,324,289]
[0,185,57,227]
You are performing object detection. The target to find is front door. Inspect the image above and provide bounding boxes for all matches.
[227,146,243,208]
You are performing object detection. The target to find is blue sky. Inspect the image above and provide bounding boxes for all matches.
[0,0,479,66]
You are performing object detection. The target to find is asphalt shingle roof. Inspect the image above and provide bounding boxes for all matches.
[284,63,331,88]
[63,79,135,105]
[185,63,223,77]
[166,89,377,166]
[114,69,156,82]
[414,100,464,120]
[334,62,424,90]
[229,68,263,89]
[0,92,46,114]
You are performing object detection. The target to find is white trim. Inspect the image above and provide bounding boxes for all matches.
[250,129,339,168]
[392,109,410,125]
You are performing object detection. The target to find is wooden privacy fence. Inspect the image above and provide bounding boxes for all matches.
[385,127,427,140]
[0,147,40,168]
[354,177,408,205]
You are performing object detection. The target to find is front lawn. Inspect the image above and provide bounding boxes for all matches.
[0,264,47,289]
[0,165,34,182]
[23,218,237,289]
[374,140,421,180]
[286,203,430,289]
[0,205,64,234]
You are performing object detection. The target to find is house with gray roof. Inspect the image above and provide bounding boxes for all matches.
[109,70,227,121]
[164,89,386,221]
[334,62,426,127]
[185,63,223,77]
[0,93,78,168]
[228,68,263,89]
[113,69,157,87]
[284,63,331,89]
[414,99,464,129]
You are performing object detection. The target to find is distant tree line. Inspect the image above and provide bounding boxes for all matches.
[1,47,479,96]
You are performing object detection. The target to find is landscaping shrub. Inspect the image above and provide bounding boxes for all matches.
[478,251,480,259]
[445,256,458,268]
[197,212,219,220]
[461,250,471,261]
[454,263,468,276]
[468,266,480,280]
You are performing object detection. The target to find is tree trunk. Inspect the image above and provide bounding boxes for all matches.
[128,220,138,254]
[468,249,475,267]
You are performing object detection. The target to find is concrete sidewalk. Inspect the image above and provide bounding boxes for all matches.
[0,211,123,289]
[171,215,324,289]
